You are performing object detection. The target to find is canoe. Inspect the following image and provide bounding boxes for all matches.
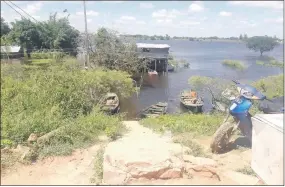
[180,90,204,113]
[141,102,168,118]
[100,93,120,114]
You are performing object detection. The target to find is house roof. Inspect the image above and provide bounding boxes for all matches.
[136,43,170,49]
[1,46,21,53]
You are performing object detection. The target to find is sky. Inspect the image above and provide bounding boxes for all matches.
[1,1,283,38]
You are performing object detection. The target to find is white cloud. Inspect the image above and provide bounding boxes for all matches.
[136,20,146,25]
[156,19,172,24]
[180,20,200,25]
[152,9,182,19]
[22,1,43,15]
[120,16,136,21]
[87,19,92,23]
[140,2,154,9]
[219,11,232,17]
[229,1,282,9]
[76,11,99,16]
[239,20,257,27]
[188,2,204,12]
[264,17,283,23]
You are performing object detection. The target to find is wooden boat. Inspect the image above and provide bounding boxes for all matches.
[180,90,204,113]
[148,70,158,76]
[141,102,168,118]
[168,64,175,72]
[100,93,120,114]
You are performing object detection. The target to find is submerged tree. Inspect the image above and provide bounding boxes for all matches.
[246,36,279,56]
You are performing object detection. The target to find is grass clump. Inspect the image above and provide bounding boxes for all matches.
[222,60,245,70]
[173,134,211,158]
[252,74,283,99]
[140,114,224,136]
[256,60,265,65]
[236,166,257,177]
[1,58,134,159]
[90,146,105,184]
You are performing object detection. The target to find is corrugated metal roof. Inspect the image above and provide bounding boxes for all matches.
[0,46,21,53]
[136,43,170,49]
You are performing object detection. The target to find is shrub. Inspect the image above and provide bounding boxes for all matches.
[252,74,283,99]
[222,60,245,70]
[1,58,134,155]
[140,113,224,136]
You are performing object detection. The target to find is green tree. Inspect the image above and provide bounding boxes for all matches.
[8,18,43,57]
[90,27,147,76]
[243,34,248,40]
[1,17,11,37]
[246,36,279,56]
[239,34,243,40]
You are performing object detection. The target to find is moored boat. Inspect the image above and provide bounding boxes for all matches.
[100,93,120,114]
[141,102,168,118]
[180,90,204,113]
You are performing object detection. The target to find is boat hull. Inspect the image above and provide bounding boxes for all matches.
[180,102,203,113]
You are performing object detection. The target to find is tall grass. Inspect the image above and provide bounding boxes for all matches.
[222,60,245,70]
[1,58,135,157]
[140,113,224,136]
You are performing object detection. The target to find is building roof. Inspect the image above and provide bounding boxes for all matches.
[136,43,170,49]
[0,46,21,53]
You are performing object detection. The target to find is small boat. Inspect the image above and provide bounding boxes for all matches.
[148,70,158,76]
[141,102,168,118]
[100,93,120,114]
[180,90,204,113]
[168,64,175,72]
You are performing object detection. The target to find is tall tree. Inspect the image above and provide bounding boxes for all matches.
[246,36,279,56]
[1,17,11,37]
[90,27,146,76]
[239,34,243,40]
[243,34,248,40]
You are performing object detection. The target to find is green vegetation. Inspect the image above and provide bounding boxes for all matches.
[140,114,224,136]
[253,74,283,99]
[236,166,257,177]
[222,60,245,70]
[256,60,265,65]
[1,58,135,159]
[1,13,79,58]
[246,36,279,56]
[90,146,105,184]
[256,57,284,68]
[90,28,147,76]
[173,134,211,158]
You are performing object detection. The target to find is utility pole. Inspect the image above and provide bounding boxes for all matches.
[83,0,89,68]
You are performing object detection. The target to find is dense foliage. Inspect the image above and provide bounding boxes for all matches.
[246,36,279,56]
[1,58,135,155]
[90,27,147,75]
[1,13,79,57]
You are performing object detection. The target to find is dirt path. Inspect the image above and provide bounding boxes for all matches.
[1,142,106,185]
[1,121,255,185]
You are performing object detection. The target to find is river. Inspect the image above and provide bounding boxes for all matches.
[120,40,284,118]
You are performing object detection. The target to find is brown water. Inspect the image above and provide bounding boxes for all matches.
[120,40,284,119]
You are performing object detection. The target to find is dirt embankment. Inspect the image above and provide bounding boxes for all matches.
[1,121,258,185]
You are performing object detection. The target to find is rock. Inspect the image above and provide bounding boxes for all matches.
[14,145,31,162]
[185,163,220,181]
[183,155,218,167]
[28,133,38,143]
[102,121,185,185]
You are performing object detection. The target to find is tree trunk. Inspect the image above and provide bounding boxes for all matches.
[260,50,263,56]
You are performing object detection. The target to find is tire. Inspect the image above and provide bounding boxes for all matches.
[210,121,235,153]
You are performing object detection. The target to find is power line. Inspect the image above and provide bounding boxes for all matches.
[7,0,39,23]
[2,1,29,20]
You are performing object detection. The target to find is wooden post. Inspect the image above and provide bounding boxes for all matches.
[155,59,157,72]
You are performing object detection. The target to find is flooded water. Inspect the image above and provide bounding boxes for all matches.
[121,40,284,118]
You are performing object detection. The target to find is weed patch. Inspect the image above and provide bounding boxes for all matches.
[90,146,105,184]
[236,166,257,177]
[222,60,245,70]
